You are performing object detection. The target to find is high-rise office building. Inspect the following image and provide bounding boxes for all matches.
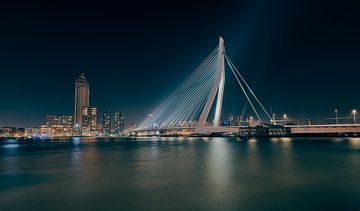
[114,112,124,134]
[74,73,89,128]
[101,112,111,134]
[82,106,97,136]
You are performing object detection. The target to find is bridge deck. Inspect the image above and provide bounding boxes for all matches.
[285,124,360,134]
[133,124,360,135]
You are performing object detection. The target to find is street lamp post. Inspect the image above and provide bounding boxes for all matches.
[352,109,357,124]
[283,114,287,125]
[335,109,338,125]
[272,113,276,125]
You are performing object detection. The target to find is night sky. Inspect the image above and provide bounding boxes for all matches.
[1,0,360,127]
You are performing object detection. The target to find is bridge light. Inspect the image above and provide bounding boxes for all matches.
[283,114,287,125]
[272,113,276,125]
[335,109,338,125]
[352,109,357,124]
[249,116,254,126]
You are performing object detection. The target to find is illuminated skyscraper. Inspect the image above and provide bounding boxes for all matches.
[82,106,97,136]
[101,112,111,135]
[74,73,89,128]
[114,112,124,134]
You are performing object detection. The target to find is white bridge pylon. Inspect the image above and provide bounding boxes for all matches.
[138,37,272,134]
[195,37,225,133]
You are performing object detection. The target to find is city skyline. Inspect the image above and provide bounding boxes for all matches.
[1,0,360,127]
[0,72,127,138]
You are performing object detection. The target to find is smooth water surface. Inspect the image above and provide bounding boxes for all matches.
[1,137,360,210]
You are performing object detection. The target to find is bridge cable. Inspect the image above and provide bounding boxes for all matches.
[161,53,217,126]
[225,54,273,122]
[225,56,263,122]
[139,46,219,129]
[164,59,218,127]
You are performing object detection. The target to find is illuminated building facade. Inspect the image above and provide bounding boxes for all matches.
[24,127,41,138]
[0,127,25,138]
[41,115,74,138]
[47,115,62,125]
[82,106,97,136]
[74,73,89,128]
[101,112,111,135]
[114,112,124,134]
[61,116,73,126]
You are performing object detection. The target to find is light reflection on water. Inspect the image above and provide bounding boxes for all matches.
[0,137,359,210]
[348,138,360,147]
[2,143,19,149]
[2,139,19,150]
[205,138,234,207]
[71,137,82,145]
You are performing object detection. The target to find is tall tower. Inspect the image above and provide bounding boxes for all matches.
[82,106,97,136]
[114,112,125,134]
[101,112,111,135]
[213,37,225,127]
[74,73,89,128]
[195,37,225,131]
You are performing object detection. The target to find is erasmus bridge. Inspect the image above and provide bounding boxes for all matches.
[134,37,275,135]
[134,37,360,136]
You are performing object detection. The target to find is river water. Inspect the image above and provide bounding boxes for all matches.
[0,137,360,210]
